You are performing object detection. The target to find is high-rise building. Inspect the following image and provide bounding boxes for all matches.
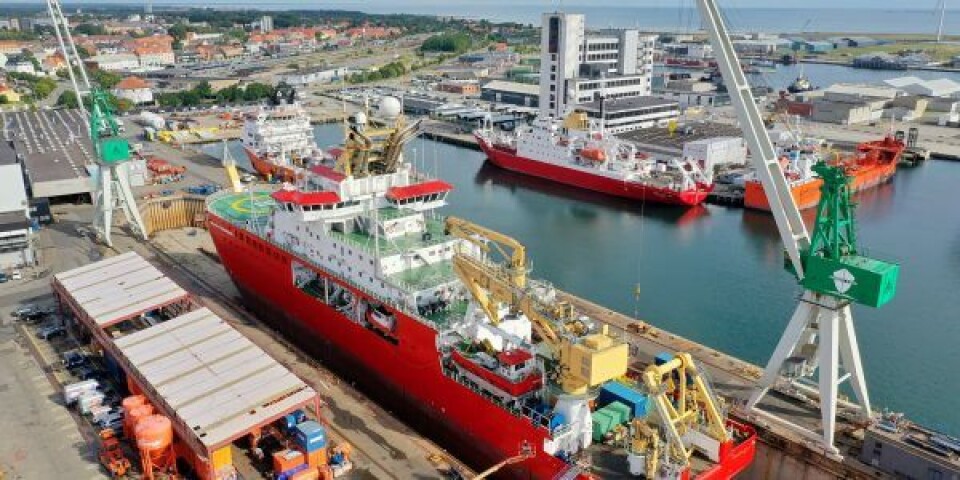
[539,12,656,119]
[539,12,584,119]
[261,15,274,33]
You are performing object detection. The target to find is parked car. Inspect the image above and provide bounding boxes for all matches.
[72,367,99,381]
[37,324,66,340]
[0,272,7,283]
[62,351,90,369]
[11,270,22,281]
[22,310,48,323]
[100,417,124,433]
[95,411,124,428]
[12,304,36,318]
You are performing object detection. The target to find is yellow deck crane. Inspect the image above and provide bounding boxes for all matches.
[444,216,629,395]
[631,352,731,477]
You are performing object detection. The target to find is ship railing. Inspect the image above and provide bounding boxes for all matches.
[440,361,569,436]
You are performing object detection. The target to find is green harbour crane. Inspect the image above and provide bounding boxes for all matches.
[696,0,899,455]
[46,0,146,247]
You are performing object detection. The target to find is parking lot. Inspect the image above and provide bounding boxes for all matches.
[0,281,108,479]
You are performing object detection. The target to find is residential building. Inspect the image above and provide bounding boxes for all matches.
[0,41,23,55]
[576,96,680,133]
[112,76,154,104]
[0,163,33,269]
[41,51,67,73]
[89,53,139,71]
[261,15,274,33]
[6,60,36,75]
[0,84,20,103]
[481,80,540,108]
[539,12,656,119]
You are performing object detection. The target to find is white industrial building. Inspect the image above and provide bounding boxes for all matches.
[539,12,655,119]
[0,163,34,270]
[682,137,746,175]
[281,67,350,87]
[884,76,960,98]
[577,96,680,133]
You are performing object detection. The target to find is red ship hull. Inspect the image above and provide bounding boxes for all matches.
[476,136,711,207]
[744,137,904,211]
[207,214,756,479]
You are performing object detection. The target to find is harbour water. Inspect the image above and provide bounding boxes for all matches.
[207,125,960,436]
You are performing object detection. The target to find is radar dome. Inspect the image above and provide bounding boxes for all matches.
[350,111,368,125]
[378,96,402,118]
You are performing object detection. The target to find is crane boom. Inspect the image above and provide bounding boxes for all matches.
[695,0,810,278]
[444,216,628,394]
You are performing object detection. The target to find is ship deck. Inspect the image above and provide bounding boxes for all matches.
[329,216,450,257]
[207,190,277,224]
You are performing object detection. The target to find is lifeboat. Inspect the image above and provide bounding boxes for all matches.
[580,148,607,162]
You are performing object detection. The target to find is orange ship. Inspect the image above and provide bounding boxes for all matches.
[744,136,905,211]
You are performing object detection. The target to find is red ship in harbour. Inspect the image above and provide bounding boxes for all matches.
[207,99,755,479]
[476,113,714,207]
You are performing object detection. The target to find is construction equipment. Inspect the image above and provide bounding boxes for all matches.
[335,99,422,177]
[444,216,629,395]
[640,354,730,471]
[97,428,131,478]
[46,0,146,247]
[696,0,899,453]
[471,442,534,479]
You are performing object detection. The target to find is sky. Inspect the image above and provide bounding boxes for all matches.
[2,0,955,8]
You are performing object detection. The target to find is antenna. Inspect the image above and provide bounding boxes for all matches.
[936,0,947,43]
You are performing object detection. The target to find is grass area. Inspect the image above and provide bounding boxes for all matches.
[822,42,960,63]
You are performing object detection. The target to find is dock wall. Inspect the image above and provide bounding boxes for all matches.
[140,195,208,236]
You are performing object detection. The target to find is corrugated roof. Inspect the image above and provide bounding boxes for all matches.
[114,307,317,450]
[481,80,539,96]
[54,251,189,327]
[0,164,27,213]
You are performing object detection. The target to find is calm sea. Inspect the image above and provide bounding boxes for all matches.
[136,1,958,35]
[205,125,960,436]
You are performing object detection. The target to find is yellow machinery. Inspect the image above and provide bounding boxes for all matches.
[635,352,730,475]
[336,110,422,178]
[444,216,629,395]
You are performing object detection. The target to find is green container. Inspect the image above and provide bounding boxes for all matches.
[605,401,633,423]
[98,137,131,165]
[801,254,899,308]
[592,410,615,442]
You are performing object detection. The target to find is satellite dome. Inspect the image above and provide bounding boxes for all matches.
[350,111,368,125]
[378,96,402,118]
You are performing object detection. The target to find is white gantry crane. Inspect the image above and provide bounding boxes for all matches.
[695,0,900,454]
[47,0,147,247]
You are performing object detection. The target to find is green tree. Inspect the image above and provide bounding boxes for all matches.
[92,69,122,89]
[32,77,58,100]
[195,80,213,98]
[56,90,80,108]
[0,95,8,105]
[73,23,107,36]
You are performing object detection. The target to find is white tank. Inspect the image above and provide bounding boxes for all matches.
[378,96,402,119]
[138,111,166,130]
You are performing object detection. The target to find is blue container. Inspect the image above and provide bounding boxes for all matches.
[654,352,674,366]
[329,451,345,466]
[548,412,567,432]
[597,382,649,418]
[282,409,306,431]
[294,420,327,453]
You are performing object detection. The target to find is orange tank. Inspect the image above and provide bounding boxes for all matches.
[125,404,155,438]
[121,395,146,411]
[135,415,174,452]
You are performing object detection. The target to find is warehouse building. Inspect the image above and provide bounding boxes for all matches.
[53,252,321,480]
[0,162,33,270]
[577,96,680,133]
[481,80,540,108]
[0,109,94,200]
